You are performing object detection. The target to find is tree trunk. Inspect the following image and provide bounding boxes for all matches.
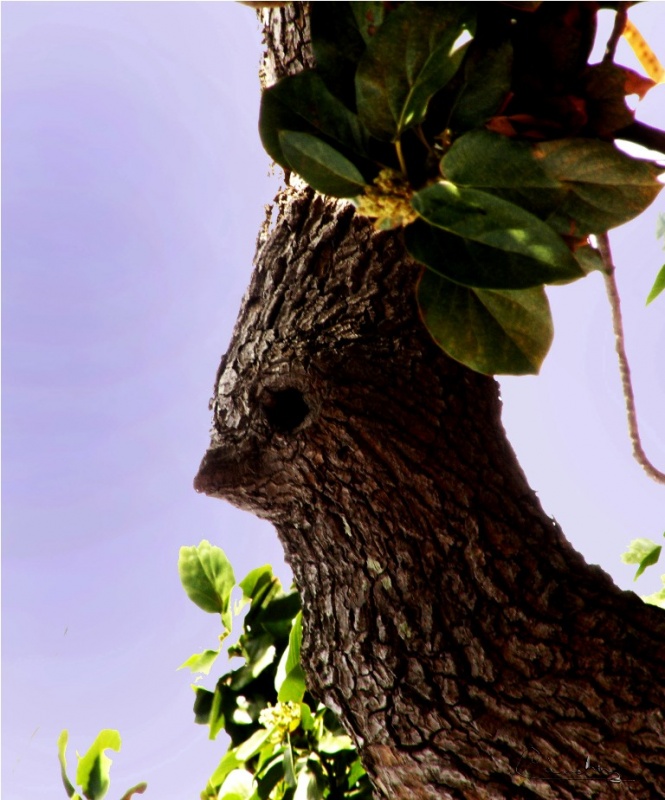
[195,5,665,798]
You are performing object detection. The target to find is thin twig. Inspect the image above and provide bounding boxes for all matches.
[598,233,665,484]
[603,2,629,64]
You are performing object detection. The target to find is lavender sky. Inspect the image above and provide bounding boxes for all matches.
[2,3,664,800]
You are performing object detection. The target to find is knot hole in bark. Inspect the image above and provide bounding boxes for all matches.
[261,386,311,434]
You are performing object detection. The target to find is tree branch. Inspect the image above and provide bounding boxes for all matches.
[598,233,665,484]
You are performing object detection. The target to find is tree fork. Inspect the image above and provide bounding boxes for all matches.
[195,4,665,798]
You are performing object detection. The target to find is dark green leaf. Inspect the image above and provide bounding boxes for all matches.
[448,41,513,131]
[417,270,554,375]
[412,181,583,283]
[534,139,664,236]
[356,3,475,140]
[573,242,605,275]
[256,759,285,800]
[441,130,560,190]
[405,219,578,289]
[351,3,388,44]
[279,131,366,197]
[192,687,214,725]
[646,265,665,305]
[259,72,368,171]
[178,541,235,633]
[75,729,121,800]
[311,3,366,107]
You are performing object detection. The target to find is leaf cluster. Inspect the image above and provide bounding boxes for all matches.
[178,542,370,800]
[259,1,663,374]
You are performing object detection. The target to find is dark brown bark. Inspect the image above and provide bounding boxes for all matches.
[195,5,665,798]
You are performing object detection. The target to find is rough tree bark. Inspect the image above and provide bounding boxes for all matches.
[195,5,665,798]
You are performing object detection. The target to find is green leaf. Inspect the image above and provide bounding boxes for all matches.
[646,265,665,305]
[118,784,147,800]
[318,731,355,754]
[441,130,561,191]
[622,537,663,580]
[259,71,368,171]
[278,131,367,197]
[275,613,305,702]
[57,730,78,799]
[178,541,235,633]
[417,270,554,375]
[534,139,663,236]
[405,220,575,290]
[218,769,254,800]
[283,738,296,788]
[448,40,513,131]
[238,565,274,608]
[411,182,583,284]
[351,2,389,44]
[310,3,366,107]
[178,648,220,675]
[355,3,475,140]
[75,729,121,800]
[642,576,665,609]
[294,769,323,800]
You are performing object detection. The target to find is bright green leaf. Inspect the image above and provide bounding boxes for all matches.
[356,3,475,140]
[238,565,274,608]
[278,131,367,198]
[318,731,355,754]
[411,182,583,283]
[178,648,220,675]
[417,270,554,375]
[57,730,78,799]
[178,541,235,633]
[642,575,665,609]
[294,769,323,800]
[275,613,305,702]
[235,729,272,763]
[646,265,665,305]
[283,738,296,788]
[299,702,314,732]
[75,729,121,800]
[278,665,307,704]
[622,537,663,580]
[218,769,254,800]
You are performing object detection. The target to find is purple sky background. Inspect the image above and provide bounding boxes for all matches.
[2,3,664,799]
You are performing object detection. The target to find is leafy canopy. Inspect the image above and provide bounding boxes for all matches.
[258,1,663,375]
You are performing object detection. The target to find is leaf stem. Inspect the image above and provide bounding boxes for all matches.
[395,139,407,176]
[598,233,665,485]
